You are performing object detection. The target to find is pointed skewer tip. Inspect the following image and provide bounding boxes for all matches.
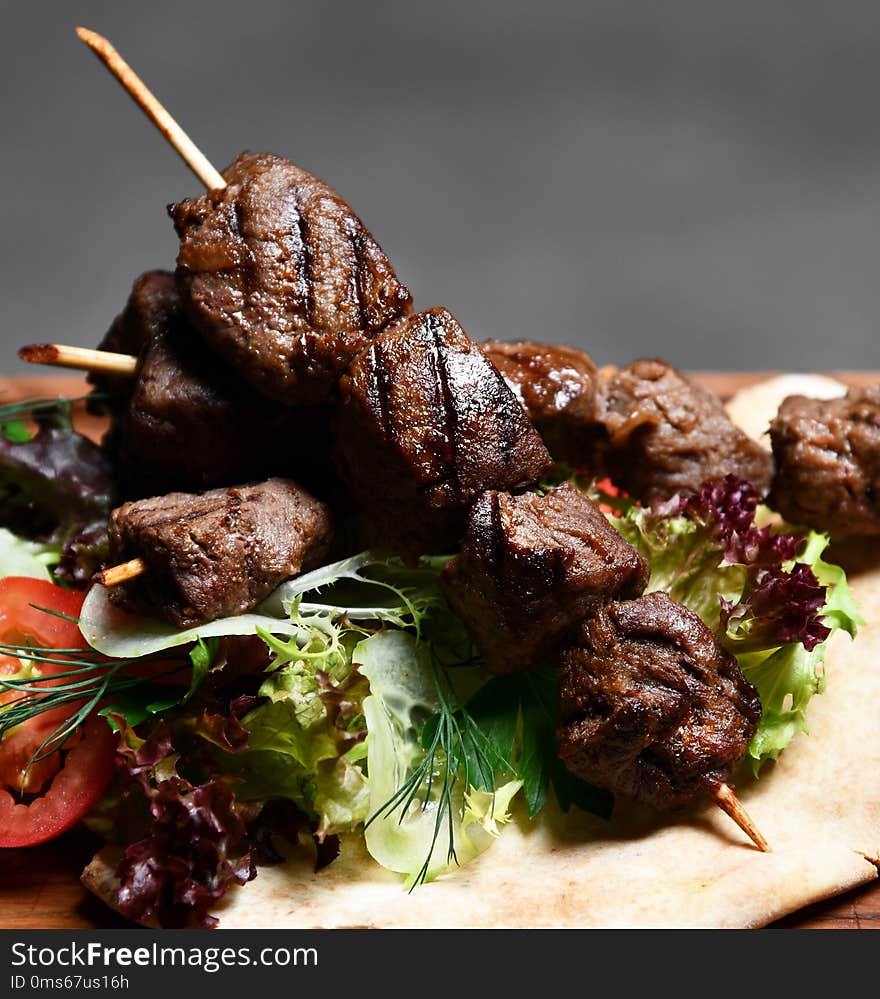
[18,344,59,365]
[74,26,226,192]
[708,779,772,853]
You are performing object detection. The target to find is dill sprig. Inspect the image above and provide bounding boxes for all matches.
[0,641,190,778]
[0,395,103,421]
[365,657,514,889]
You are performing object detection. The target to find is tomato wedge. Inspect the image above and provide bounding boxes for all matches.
[0,577,86,651]
[0,715,117,847]
[0,577,117,847]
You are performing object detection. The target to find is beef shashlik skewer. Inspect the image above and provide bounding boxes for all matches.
[439,483,770,851]
[99,477,333,627]
[557,591,769,851]
[43,29,771,850]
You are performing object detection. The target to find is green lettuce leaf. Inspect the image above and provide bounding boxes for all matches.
[0,526,59,581]
[220,613,371,837]
[79,550,442,659]
[739,534,861,772]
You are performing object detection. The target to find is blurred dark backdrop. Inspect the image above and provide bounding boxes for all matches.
[2,1,879,373]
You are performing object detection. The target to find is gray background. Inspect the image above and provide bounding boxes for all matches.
[2,0,879,374]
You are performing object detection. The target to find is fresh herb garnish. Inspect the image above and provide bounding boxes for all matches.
[365,656,516,888]
[365,656,612,889]
[0,640,196,779]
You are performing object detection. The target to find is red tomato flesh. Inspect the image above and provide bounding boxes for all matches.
[0,715,116,847]
[0,578,117,847]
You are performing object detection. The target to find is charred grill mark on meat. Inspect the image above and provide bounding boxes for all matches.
[106,478,333,627]
[768,386,880,536]
[335,308,553,562]
[170,152,413,406]
[479,340,603,468]
[557,592,761,811]
[595,359,773,501]
[295,207,315,327]
[440,483,650,674]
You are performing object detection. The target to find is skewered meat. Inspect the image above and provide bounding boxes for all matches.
[596,359,772,500]
[170,152,413,406]
[88,271,335,496]
[768,386,880,536]
[335,308,553,561]
[441,483,649,674]
[106,478,333,627]
[557,592,761,810]
[119,324,333,496]
[478,340,603,467]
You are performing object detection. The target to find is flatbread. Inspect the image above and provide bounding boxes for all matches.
[82,377,880,928]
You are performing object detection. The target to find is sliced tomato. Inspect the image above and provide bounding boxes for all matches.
[0,577,86,653]
[0,714,117,847]
[0,578,116,847]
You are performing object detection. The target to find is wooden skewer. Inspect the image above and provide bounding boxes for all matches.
[705,778,771,853]
[93,558,148,588]
[19,344,138,377]
[76,27,227,192]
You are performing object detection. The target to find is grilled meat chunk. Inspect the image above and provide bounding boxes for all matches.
[119,325,333,496]
[89,271,334,496]
[597,359,772,500]
[478,340,603,467]
[336,308,553,561]
[106,478,333,627]
[768,386,880,536]
[170,152,413,406]
[441,483,649,674]
[557,592,761,811]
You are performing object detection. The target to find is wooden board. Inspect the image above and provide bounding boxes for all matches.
[0,372,878,930]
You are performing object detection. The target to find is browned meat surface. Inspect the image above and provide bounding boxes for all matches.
[336,308,552,561]
[557,592,761,810]
[596,359,772,500]
[170,152,413,406]
[88,271,335,496]
[768,386,880,536]
[106,478,333,627]
[441,483,649,673]
[87,270,179,407]
[118,325,334,496]
[478,340,603,467]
